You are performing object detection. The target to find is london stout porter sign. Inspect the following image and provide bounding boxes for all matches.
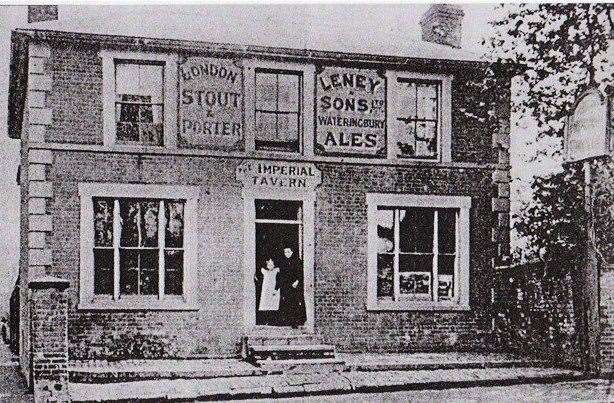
[179,57,243,147]
[315,67,386,157]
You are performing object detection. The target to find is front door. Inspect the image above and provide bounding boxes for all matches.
[243,191,315,333]
[254,199,303,327]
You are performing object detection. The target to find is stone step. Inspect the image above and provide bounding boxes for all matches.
[256,357,346,375]
[249,344,335,362]
[248,334,321,346]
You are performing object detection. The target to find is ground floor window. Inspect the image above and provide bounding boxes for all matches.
[366,194,471,311]
[79,183,199,310]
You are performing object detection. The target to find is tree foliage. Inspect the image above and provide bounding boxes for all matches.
[486,4,612,263]
[486,3,612,140]
[513,167,586,264]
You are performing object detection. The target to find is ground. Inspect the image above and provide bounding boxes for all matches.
[235,379,614,402]
[0,341,32,402]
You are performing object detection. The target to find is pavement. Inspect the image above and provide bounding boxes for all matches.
[67,353,587,402]
[0,341,32,402]
[238,379,614,402]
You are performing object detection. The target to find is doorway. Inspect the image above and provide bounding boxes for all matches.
[243,190,315,334]
[254,199,303,326]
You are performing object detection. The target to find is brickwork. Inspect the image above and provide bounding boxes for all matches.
[29,277,70,402]
[12,31,511,364]
[45,151,499,358]
[593,157,614,374]
[493,263,581,368]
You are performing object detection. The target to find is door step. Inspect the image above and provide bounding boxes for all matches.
[250,344,336,361]
[257,357,346,374]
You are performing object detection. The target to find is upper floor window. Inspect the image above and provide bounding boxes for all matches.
[115,61,164,146]
[387,72,452,162]
[254,69,302,153]
[101,51,177,148]
[394,79,440,159]
[367,194,470,311]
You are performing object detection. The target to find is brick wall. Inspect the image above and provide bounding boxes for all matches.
[48,151,498,358]
[18,33,510,361]
[41,42,502,163]
[593,157,614,374]
[29,279,69,402]
[493,262,581,368]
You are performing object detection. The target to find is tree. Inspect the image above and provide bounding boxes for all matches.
[486,4,613,373]
[485,3,612,260]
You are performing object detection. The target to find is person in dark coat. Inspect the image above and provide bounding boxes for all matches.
[277,247,306,328]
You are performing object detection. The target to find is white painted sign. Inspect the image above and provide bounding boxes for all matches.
[236,160,322,189]
[565,88,609,162]
[179,57,243,148]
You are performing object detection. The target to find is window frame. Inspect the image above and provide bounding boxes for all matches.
[386,71,452,163]
[101,50,178,148]
[78,182,200,311]
[254,68,303,153]
[244,60,315,156]
[366,193,471,311]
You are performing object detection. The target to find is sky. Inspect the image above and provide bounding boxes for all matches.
[0,4,556,312]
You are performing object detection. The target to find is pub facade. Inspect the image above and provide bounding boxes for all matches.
[9,5,512,386]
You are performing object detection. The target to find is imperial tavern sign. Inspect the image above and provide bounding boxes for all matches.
[236,160,322,190]
[565,87,611,163]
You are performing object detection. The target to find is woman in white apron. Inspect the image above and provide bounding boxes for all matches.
[258,258,280,325]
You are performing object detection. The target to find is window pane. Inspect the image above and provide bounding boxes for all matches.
[139,250,159,295]
[376,208,395,253]
[277,113,299,143]
[277,74,299,112]
[115,63,141,96]
[417,83,438,120]
[138,64,163,100]
[377,254,394,299]
[139,123,164,146]
[140,201,159,247]
[438,254,455,275]
[165,201,185,248]
[164,250,183,295]
[438,274,454,300]
[399,272,431,297]
[438,209,456,254]
[255,72,277,111]
[119,249,139,294]
[94,249,114,295]
[255,111,277,141]
[399,253,433,272]
[256,199,302,221]
[415,121,437,158]
[400,208,434,253]
[398,80,417,119]
[116,122,140,142]
[93,198,114,247]
[395,119,416,157]
[119,200,140,247]
[117,102,140,123]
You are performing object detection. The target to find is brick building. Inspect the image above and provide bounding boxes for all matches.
[8,5,514,391]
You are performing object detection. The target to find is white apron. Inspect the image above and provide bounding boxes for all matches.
[258,267,280,311]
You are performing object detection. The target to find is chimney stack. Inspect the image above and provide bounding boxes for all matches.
[420,4,465,49]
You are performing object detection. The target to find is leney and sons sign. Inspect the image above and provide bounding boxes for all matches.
[315,67,386,157]
[179,57,243,148]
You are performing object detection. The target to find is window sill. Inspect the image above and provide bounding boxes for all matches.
[78,297,199,311]
[366,300,470,312]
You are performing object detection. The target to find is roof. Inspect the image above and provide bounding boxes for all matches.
[8,28,491,140]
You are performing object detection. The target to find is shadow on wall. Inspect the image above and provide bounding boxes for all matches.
[492,261,583,368]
